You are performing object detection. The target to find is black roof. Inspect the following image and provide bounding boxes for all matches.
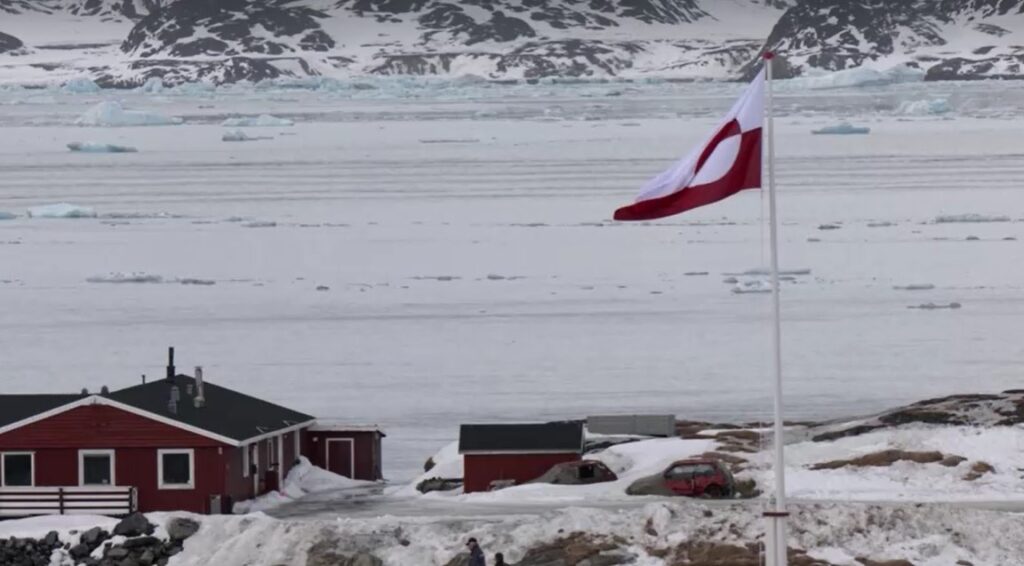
[459,421,584,454]
[108,374,315,443]
[0,394,84,429]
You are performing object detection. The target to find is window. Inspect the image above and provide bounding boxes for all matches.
[79,450,115,486]
[158,449,195,489]
[665,465,697,480]
[1,452,33,487]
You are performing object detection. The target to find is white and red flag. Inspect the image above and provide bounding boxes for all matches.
[614,71,765,221]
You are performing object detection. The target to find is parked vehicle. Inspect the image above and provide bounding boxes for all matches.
[626,459,734,498]
[529,460,618,485]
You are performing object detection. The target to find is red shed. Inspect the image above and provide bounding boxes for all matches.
[305,424,385,481]
[459,422,584,493]
[0,348,383,517]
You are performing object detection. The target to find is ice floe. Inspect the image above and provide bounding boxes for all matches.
[811,122,870,135]
[0,212,16,220]
[893,284,936,291]
[732,279,773,294]
[221,114,293,127]
[909,302,962,310]
[26,203,96,218]
[934,213,1010,223]
[75,101,182,127]
[67,141,137,153]
[896,98,952,116]
[87,272,164,284]
[242,221,277,228]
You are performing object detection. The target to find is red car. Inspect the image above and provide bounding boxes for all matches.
[626,459,734,498]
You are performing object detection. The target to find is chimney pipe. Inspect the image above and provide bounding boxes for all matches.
[166,347,175,381]
[194,366,206,408]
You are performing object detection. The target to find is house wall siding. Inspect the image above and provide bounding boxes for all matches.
[0,404,229,514]
[463,453,580,493]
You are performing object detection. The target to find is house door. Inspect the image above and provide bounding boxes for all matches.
[325,439,354,478]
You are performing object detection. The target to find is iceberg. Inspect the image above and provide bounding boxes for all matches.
[62,77,101,94]
[0,211,16,220]
[896,99,951,116]
[67,141,138,153]
[221,114,293,127]
[812,122,870,135]
[75,101,182,127]
[732,279,774,294]
[136,77,165,94]
[87,272,163,284]
[27,203,96,218]
[779,65,925,91]
[222,130,271,142]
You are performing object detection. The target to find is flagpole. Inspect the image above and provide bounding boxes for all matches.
[763,51,789,566]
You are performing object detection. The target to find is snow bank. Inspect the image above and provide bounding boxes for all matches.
[934,213,1010,223]
[75,101,182,127]
[222,114,293,127]
[234,457,372,514]
[896,98,952,116]
[67,141,138,153]
[62,77,101,94]
[26,203,96,218]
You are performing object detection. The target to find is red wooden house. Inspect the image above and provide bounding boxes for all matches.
[459,422,584,493]
[0,349,384,516]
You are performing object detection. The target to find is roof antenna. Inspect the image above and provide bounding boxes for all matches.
[166,346,176,381]
[194,366,206,409]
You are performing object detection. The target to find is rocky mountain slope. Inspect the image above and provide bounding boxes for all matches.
[0,0,1022,86]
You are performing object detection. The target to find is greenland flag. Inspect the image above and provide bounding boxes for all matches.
[614,72,765,221]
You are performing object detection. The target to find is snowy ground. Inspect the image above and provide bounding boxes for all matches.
[1,79,1023,483]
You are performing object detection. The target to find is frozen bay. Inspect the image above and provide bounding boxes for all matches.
[1,81,1023,481]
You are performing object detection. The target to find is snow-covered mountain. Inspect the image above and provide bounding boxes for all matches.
[0,0,1022,86]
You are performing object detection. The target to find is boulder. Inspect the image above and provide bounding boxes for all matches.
[69,543,92,559]
[43,531,59,548]
[167,517,200,542]
[80,527,108,548]
[107,546,130,560]
[123,536,162,549]
[114,513,154,537]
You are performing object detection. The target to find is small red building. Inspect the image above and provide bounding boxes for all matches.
[459,422,584,493]
[306,424,385,481]
[0,349,384,516]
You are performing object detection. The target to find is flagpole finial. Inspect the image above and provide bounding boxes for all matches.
[764,51,775,60]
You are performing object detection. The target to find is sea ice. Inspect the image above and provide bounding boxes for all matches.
[779,65,924,91]
[222,130,253,142]
[222,114,294,127]
[242,221,277,228]
[61,77,101,94]
[732,279,773,294]
[812,122,870,135]
[934,213,1010,223]
[67,142,138,153]
[75,101,182,127]
[26,203,96,218]
[0,212,16,220]
[909,302,962,310]
[896,99,952,116]
[893,284,936,291]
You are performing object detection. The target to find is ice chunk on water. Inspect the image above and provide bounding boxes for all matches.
[221,114,294,127]
[222,130,272,142]
[27,203,96,218]
[732,279,773,294]
[75,101,182,127]
[67,142,137,153]
[812,122,870,135]
[0,212,16,220]
[934,213,1010,223]
[87,272,163,284]
[136,78,165,94]
[779,65,924,91]
[62,77,101,94]
[896,99,951,116]
[894,284,935,291]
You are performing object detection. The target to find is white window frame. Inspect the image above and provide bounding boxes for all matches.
[241,444,250,478]
[0,451,34,487]
[157,449,195,490]
[78,449,116,487]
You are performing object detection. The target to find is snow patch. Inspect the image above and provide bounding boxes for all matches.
[234,457,373,514]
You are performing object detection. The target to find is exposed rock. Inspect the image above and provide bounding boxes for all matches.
[114,513,154,537]
[810,450,948,470]
[167,517,200,542]
[0,30,24,54]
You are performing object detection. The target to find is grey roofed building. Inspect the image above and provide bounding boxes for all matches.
[0,394,84,429]
[459,422,584,454]
[108,373,316,443]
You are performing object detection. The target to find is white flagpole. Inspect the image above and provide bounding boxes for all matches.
[763,52,789,566]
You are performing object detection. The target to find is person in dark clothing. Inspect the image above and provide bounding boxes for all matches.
[466,538,486,566]
[494,552,508,566]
